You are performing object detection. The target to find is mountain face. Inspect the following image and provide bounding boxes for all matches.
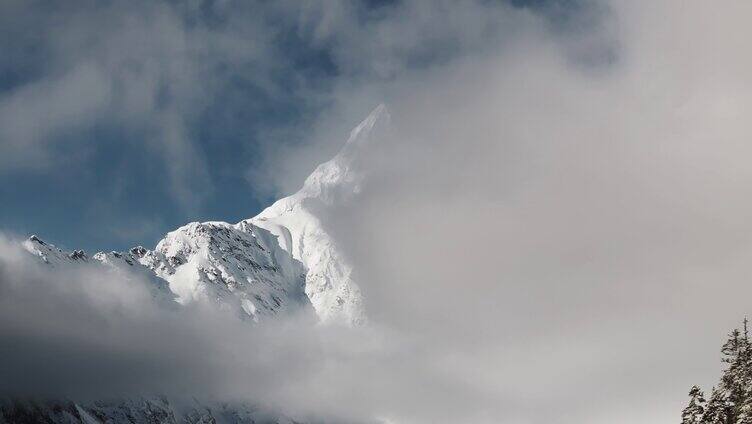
[21,105,390,325]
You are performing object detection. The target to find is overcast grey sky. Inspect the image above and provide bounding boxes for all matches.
[2,1,752,423]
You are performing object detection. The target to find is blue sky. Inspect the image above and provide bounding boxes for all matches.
[0,0,583,253]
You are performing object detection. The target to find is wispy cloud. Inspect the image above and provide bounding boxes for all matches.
[0,0,279,209]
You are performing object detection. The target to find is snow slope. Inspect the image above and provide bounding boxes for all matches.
[145,220,310,320]
[249,104,391,325]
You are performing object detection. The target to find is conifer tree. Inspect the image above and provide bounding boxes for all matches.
[682,319,752,424]
[720,325,750,419]
[703,386,729,424]
[682,385,706,424]
[737,384,752,424]
[737,322,752,424]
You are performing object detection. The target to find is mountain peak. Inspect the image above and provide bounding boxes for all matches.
[340,103,391,156]
[294,104,391,205]
[28,234,46,245]
[348,104,390,140]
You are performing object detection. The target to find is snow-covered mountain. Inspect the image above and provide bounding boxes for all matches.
[7,105,390,424]
[21,104,390,326]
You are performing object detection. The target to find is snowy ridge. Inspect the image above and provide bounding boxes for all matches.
[22,221,311,322]
[23,235,89,266]
[22,236,176,306]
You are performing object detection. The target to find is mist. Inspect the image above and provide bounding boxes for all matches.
[2,1,752,423]
[273,0,752,422]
